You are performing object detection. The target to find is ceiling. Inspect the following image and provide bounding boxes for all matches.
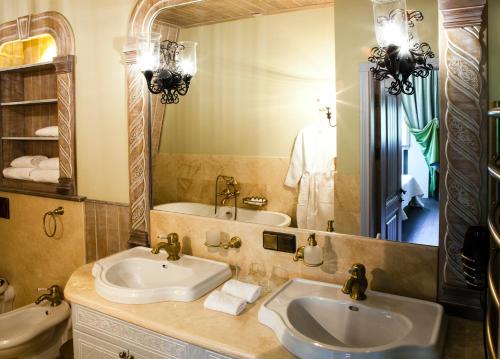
[155,0,334,28]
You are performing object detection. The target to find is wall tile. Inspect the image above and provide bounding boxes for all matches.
[151,210,438,301]
[84,200,129,261]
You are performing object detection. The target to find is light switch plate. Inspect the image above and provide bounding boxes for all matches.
[263,231,296,253]
[0,197,9,219]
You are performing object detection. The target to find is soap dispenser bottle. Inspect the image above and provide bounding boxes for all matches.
[304,233,323,266]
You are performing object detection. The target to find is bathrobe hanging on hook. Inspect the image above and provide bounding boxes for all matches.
[285,121,336,230]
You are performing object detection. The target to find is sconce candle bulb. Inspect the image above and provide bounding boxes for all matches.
[136,33,197,104]
[368,0,434,96]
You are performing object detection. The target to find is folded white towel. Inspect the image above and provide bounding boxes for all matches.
[38,157,59,170]
[35,126,58,137]
[2,167,34,181]
[203,290,247,316]
[30,169,59,183]
[222,279,262,303]
[10,155,48,168]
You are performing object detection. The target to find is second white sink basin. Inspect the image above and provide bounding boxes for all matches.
[93,247,232,304]
[259,279,446,359]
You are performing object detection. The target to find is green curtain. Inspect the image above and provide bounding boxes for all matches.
[402,70,440,196]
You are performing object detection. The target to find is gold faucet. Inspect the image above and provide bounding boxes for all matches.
[152,233,181,261]
[342,263,368,300]
[216,175,240,206]
[35,285,63,306]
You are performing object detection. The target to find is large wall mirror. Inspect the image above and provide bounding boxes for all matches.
[149,0,440,247]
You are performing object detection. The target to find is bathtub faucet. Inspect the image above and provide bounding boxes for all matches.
[214,175,240,220]
[35,285,63,307]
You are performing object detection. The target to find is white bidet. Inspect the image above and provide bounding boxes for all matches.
[0,300,71,359]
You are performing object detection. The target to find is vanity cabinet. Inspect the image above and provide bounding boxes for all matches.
[72,305,234,359]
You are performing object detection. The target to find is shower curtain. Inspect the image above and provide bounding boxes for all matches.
[402,70,440,197]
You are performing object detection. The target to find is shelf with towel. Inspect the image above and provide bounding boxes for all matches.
[0,98,58,106]
[1,137,59,141]
[0,22,76,198]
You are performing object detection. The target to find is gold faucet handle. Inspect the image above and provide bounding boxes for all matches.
[348,263,367,278]
[166,233,179,244]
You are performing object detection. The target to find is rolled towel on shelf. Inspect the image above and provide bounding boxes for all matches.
[222,279,262,303]
[203,290,247,316]
[30,169,59,184]
[35,126,58,137]
[10,155,48,168]
[38,157,59,170]
[2,167,34,181]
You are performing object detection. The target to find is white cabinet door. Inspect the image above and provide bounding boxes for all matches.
[74,330,148,359]
[73,305,235,359]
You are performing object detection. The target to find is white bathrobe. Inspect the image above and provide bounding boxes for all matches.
[285,121,336,230]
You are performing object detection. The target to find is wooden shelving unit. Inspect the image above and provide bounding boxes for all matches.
[0,12,77,198]
[0,60,60,193]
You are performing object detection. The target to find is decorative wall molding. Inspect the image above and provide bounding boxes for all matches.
[0,11,77,197]
[54,55,76,194]
[438,0,488,313]
[125,0,186,246]
[16,15,30,40]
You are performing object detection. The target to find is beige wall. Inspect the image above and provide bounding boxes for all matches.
[0,0,136,203]
[162,7,335,157]
[0,192,85,308]
[334,0,438,176]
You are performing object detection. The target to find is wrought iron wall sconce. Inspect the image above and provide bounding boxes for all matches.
[136,33,197,104]
[368,0,434,96]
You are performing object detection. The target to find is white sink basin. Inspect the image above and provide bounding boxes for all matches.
[154,202,291,227]
[93,247,232,304]
[258,279,446,359]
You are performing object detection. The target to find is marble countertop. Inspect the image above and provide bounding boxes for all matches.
[65,263,483,359]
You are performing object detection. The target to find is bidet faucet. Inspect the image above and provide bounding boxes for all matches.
[35,285,63,307]
[152,233,181,261]
[342,263,368,300]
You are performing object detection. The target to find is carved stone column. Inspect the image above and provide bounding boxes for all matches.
[125,47,150,247]
[54,55,76,196]
[438,0,488,314]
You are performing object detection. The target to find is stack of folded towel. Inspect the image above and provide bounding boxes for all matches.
[35,126,58,137]
[204,279,262,316]
[2,156,59,183]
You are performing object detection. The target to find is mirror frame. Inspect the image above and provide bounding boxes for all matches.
[124,0,489,314]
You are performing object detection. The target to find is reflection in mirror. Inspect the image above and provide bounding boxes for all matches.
[152,2,335,231]
[150,0,440,246]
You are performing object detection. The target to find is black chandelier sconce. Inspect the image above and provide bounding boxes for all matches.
[137,33,197,104]
[369,0,435,96]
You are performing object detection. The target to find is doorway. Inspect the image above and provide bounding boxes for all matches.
[360,61,440,246]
